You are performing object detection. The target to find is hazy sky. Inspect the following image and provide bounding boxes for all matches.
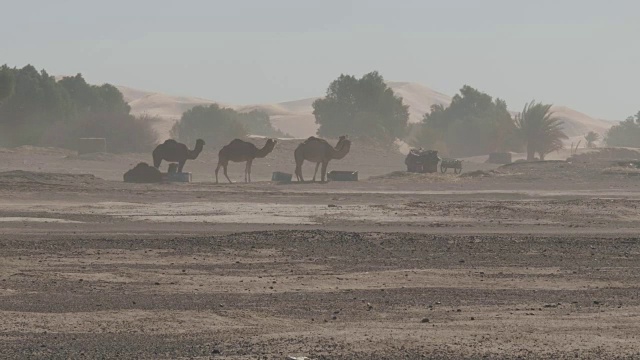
[3,0,638,120]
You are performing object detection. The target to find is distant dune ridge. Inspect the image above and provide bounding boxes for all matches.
[116,82,614,141]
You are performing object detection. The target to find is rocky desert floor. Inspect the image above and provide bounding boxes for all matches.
[1,144,640,359]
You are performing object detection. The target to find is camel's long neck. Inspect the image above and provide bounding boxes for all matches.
[255,142,274,158]
[330,142,350,160]
[188,143,204,159]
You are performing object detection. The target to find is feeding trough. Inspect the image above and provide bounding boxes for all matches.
[164,172,192,183]
[327,170,358,181]
[272,171,293,183]
[163,163,191,182]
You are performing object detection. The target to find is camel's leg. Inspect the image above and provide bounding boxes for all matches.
[320,161,329,182]
[178,160,186,173]
[153,153,162,169]
[312,162,321,182]
[247,159,253,183]
[223,164,232,183]
[295,161,304,182]
[244,161,249,183]
[215,162,221,184]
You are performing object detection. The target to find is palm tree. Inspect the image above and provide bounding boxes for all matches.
[584,131,600,148]
[515,101,568,160]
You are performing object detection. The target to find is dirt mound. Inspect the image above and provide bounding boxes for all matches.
[65,152,117,161]
[0,170,101,185]
[459,170,495,178]
[123,162,163,183]
[499,160,567,170]
[12,146,75,156]
[568,148,640,162]
[368,171,459,183]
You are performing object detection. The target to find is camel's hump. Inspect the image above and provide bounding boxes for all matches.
[162,139,178,145]
[303,136,328,144]
[229,139,249,145]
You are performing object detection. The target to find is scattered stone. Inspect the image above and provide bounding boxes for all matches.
[421,318,430,323]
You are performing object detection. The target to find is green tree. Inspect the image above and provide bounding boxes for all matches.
[58,74,131,115]
[0,66,15,103]
[0,65,75,146]
[584,131,600,148]
[0,65,155,152]
[312,71,409,142]
[415,86,517,157]
[515,101,568,160]
[171,104,248,146]
[236,110,288,138]
[605,111,640,147]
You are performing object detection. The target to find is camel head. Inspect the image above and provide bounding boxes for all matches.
[196,139,206,147]
[266,138,277,148]
[336,135,349,149]
[257,138,278,158]
[331,136,351,160]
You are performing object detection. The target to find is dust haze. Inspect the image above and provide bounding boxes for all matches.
[2,4,640,360]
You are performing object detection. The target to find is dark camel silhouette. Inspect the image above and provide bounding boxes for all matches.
[152,139,205,173]
[294,135,351,182]
[216,138,277,183]
[124,162,163,183]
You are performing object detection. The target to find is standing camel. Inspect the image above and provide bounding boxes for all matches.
[294,135,351,182]
[152,139,205,173]
[215,138,277,183]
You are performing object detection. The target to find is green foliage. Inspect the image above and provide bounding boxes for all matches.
[605,111,640,148]
[172,105,286,146]
[236,110,288,138]
[0,64,155,152]
[58,74,131,115]
[0,65,75,146]
[515,101,568,160]
[0,65,15,102]
[171,104,248,146]
[312,71,409,142]
[415,86,517,157]
[584,131,600,148]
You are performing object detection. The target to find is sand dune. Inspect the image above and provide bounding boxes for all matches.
[116,83,614,141]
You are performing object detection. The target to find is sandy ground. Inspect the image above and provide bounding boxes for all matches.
[1,146,640,359]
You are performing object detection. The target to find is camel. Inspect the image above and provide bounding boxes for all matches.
[294,135,351,182]
[215,138,277,183]
[152,139,205,173]
[124,162,163,183]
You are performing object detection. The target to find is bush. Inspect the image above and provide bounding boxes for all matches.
[171,104,248,146]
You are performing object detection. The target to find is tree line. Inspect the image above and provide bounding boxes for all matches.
[1,65,636,154]
[0,65,156,152]
[312,72,572,160]
[0,64,286,152]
